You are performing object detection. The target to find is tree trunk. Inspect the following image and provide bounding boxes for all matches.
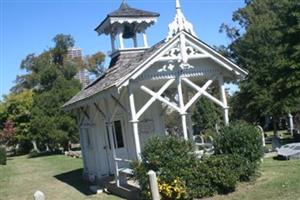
[273,116,279,137]
[31,140,40,153]
[272,116,280,150]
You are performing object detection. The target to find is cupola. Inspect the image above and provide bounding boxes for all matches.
[95,1,160,57]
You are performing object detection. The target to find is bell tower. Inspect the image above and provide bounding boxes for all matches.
[95,1,160,57]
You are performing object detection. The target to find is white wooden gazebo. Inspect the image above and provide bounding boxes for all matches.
[64,0,247,187]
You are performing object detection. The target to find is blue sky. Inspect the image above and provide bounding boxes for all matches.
[0,0,245,98]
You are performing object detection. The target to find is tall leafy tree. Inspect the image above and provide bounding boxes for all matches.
[0,90,33,151]
[222,0,300,135]
[26,35,81,150]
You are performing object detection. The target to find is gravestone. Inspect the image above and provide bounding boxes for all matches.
[272,136,280,150]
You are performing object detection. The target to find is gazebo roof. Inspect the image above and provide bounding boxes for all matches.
[108,2,160,18]
[95,2,160,34]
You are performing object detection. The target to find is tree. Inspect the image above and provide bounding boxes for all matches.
[221,0,300,135]
[0,120,15,146]
[0,90,33,151]
[192,97,222,133]
[26,34,81,150]
[6,33,106,151]
[85,52,106,76]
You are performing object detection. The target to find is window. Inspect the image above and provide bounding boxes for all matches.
[106,120,125,149]
[113,120,125,148]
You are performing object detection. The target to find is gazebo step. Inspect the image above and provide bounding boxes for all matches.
[118,167,134,175]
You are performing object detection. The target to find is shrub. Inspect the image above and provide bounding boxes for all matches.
[0,147,7,165]
[132,136,239,200]
[187,155,238,198]
[132,136,196,199]
[214,121,264,181]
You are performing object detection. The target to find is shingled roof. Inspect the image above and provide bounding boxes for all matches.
[63,40,166,109]
[95,2,160,33]
[108,2,160,18]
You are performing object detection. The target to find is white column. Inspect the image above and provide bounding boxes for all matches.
[219,76,229,125]
[289,113,294,135]
[133,34,138,47]
[183,86,194,140]
[106,121,120,187]
[128,85,142,161]
[143,31,148,48]
[177,77,188,140]
[110,34,116,52]
[119,33,124,49]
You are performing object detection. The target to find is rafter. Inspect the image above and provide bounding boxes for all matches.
[94,103,107,119]
[111,94,128,114]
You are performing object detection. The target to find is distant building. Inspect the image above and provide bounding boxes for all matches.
[67,47,82,59]
[68,47,90,88]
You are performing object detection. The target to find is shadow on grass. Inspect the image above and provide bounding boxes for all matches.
[54,168,93,196]
[28,151,62,159]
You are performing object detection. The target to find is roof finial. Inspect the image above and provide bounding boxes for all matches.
[176,0,181,9]
[166,0,197,40]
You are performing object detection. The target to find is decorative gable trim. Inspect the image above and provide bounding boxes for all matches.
[116,31,247,91]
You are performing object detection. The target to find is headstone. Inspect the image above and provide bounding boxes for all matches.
[33,191,45,200]
[289,113,294,136]
[257,125,265,147]
[272,135,280,150]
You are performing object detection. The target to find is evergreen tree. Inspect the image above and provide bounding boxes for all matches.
[192,98,222,133]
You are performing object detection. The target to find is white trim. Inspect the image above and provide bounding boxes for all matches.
[184,32,248,76]
[177,77,188,140]
[157,54,209,62]
[116,33,181,89]
[218,76,229,125]
[116,31,247,93]
[136,79,175,119]
[140,85,181,113]
[128,84,142,161]
[182,77,225,108]
[184,79,213,111]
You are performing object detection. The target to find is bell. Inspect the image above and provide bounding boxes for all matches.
[122,25,135,39]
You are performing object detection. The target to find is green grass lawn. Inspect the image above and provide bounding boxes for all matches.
[206,158,300,200]
[0,155,122,200]
[1,155,300,200]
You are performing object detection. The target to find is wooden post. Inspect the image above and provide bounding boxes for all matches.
[143,31,148,48]
[119,33,124,49]
[133,34,138,47]
[106,121,120,187]
[110,34,116,52]
[128,85,142,161]
[177,77,188,140]
[219,76,229,125]
[148,170,160,200]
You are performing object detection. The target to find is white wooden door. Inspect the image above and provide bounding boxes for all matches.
[105,117,129,171]
[93,126,110,177]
